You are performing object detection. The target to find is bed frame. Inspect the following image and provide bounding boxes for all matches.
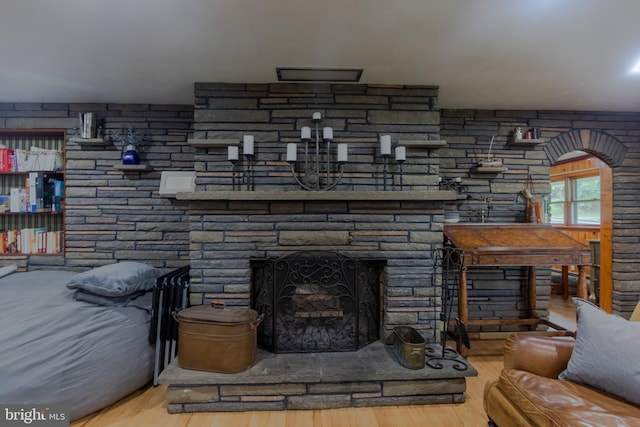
[150,266,190,386]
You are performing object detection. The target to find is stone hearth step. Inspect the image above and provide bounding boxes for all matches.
[159,341,477,413]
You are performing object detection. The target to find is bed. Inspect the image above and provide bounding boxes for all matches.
[0,263,162,421]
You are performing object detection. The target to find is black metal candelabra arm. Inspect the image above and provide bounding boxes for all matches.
[244,155,254,190]
[231,161,238,190]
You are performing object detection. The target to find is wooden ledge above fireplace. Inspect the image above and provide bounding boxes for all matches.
[175,190,458,202]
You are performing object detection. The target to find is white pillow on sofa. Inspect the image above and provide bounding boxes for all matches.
[559,298,640,406]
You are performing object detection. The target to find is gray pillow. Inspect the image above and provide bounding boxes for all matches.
[559,298,640,406]
[72,289,139,307]
[66,261,160,297]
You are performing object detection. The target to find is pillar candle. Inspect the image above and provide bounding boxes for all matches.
[337,143,348,163]
[312,112,321,121]
[286,143,297,162]
[395,146,406,162]
[380,135,391,156]
[243,135,254,156]
[227,146,239,161]
[323,127,333,141]
[301,126,311,140]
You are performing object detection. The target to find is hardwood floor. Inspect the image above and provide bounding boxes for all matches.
[71,295,575,427]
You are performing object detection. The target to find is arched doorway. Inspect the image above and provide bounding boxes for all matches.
[545,130,625,312]
[550,150,612,310]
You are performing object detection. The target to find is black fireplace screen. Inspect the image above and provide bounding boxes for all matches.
[251,252,384,353]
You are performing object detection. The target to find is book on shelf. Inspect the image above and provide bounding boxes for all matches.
[0,148,14,172]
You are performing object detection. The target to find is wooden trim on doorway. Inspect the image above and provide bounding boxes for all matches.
[599,162,613,312]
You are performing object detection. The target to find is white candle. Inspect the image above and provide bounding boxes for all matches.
[227,146,239,161]
[301,126,311,140]
[286,143,297,162]
[323,127,333,141]
[337,143,348,163]
[312,112,321,121]
[395,146,406,162]
[380,135,391,156]
[243,135,254,156]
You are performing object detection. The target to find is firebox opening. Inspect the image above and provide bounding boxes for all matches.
[251,251,385,354]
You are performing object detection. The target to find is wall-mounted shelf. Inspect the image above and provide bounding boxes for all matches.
[399,139,447,149]
[188,138,239,148]
[509,138,544,147]
[69,137,105,146]
[113,164,151,172]
[474,166,508,174]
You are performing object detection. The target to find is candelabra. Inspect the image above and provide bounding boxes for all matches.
[287,112,348,191]
[438,176,467,195]
[379,135,407,190]
[227,135,254,190]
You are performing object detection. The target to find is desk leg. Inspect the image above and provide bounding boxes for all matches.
[577,265,587,300]
[458,267,469,357]
[561,266,569,300]
[528,266,537,330]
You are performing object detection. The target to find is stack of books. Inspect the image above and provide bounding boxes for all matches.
[0,147,63,172]
[0,229,63,254]
[1,172,64,213]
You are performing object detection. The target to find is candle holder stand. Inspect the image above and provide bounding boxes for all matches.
[397,159,405,190]
[288,113,345,191]
[244,154,255,191]
[382,155,391,191]
[230,160,238,190]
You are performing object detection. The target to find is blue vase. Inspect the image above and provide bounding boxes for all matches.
[122,145,140,165]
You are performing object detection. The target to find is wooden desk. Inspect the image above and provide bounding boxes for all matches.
[443,223,590,356]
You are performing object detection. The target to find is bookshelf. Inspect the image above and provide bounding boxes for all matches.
[0,129,65,256]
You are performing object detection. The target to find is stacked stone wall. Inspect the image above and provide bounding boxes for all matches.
[0,102,194,271]
[441,109,640,318]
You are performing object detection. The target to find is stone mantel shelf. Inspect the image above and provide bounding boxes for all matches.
[176,190,458,202]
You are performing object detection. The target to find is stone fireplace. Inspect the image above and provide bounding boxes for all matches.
[159,83,478,413]
[183,82,455,344]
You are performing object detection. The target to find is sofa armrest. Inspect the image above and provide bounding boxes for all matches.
[503,333,575,379]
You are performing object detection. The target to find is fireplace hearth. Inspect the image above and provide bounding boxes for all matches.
[251,252,384,353]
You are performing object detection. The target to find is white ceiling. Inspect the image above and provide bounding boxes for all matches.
[2,0,640,112]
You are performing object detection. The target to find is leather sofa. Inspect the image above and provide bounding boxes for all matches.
[484,302,640,427]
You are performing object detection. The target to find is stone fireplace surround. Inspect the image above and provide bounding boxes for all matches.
[160,190,474,412]
[157,82,479,412]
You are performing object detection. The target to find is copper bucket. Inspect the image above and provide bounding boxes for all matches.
[173,301,264,373]
[393,326,425,370]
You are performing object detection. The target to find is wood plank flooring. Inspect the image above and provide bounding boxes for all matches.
[72,296,576,427]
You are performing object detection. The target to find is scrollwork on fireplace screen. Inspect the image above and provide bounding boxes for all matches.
[251,251,384,353]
